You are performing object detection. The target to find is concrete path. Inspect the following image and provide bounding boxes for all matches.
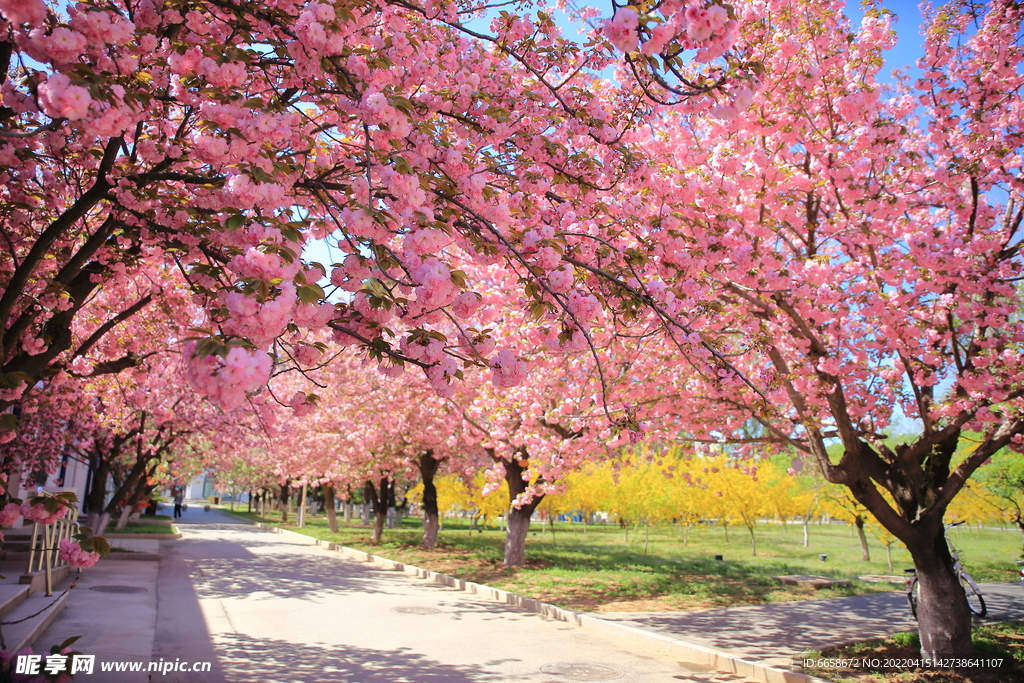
[31,507,1024,683]
[149,508,752,683]
[599,581,1024,669]
[34,558,158,681]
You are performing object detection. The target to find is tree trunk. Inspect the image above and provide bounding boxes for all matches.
[802,517,810,547]
[418,451,444,549]
[502,457,543,567]
[94,512,111,537]
[85,456,110,527]
[908,529,975,659]
[322,482,338,534]
[747,522,756,556]
[365,478,392,544]
[855,514,870,561]
[113,504,134,532]
[372,505,386,543]
[885,543,893,571]
[279,482,290,523]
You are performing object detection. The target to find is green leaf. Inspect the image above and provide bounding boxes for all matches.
[0,414,17,432]
[225,215,246,230]
[394,156,413,175]
[0,371,31,389]
[57,636,82,651]
[92,536,112,557]
[297,284,325,304]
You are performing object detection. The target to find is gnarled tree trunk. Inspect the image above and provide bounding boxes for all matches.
[364,477,392,544]
[502,456,543,567]
[322,482,338,534]
[855,514,870,561]
[418,450,445,549]
[906,526,974,659]
[846,467,977,659]
[279,480,290,523]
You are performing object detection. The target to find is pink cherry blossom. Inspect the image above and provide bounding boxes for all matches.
[603,7,640,53]
[38,73,93,121]
[58,538,100,568]
[0,0,47,26]
[0,502,20,527]
[20,500,68,525]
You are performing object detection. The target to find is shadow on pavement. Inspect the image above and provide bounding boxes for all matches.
[186,554,400,601]
[970,582,1024,622]
[607,591,915,658]
[214,632,490,683]
[154,538,229,682]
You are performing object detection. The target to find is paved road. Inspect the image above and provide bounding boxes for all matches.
[37,508,1024,682]
[149,509,752,683]
[600,581,1024,669]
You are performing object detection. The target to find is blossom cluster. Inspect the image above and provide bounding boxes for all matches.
[602,2,738,58]
[183,343,273,412]
[58,538,100,568]
[20,500,68,526]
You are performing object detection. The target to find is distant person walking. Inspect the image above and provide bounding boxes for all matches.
[173,490,184,519]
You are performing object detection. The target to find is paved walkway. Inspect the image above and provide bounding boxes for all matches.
[34,509,1024,682]
[40,508,756,682]
[599,584,1024,669]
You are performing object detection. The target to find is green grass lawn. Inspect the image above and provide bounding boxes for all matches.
[225,508,1023,612]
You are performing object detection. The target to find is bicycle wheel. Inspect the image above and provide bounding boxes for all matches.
[960,573,987,618]
[907,579,919,620]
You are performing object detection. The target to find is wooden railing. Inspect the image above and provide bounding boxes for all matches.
[25,507,79,596]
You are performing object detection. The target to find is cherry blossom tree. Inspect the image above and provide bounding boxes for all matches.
[595,0,1024,658]
[211,344,466,542]
[0,0,747,432]
[446,287,667,565]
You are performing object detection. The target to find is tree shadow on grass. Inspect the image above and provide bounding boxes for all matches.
[214,632,496,683]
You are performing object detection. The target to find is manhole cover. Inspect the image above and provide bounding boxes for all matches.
[540,663,624,680]
[89,585,149,594]
[390,606,441,615]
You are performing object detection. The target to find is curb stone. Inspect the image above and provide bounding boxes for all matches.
[105,531,181,540]
[234,516,827,683]
[105,551,160,561]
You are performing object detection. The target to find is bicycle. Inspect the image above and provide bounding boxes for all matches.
[906,521,986,619]
[1015,559,1024,589]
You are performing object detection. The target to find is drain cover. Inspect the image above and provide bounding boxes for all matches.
[89,585,149,594]
[540,663,624,680]
[390,606,441,615]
